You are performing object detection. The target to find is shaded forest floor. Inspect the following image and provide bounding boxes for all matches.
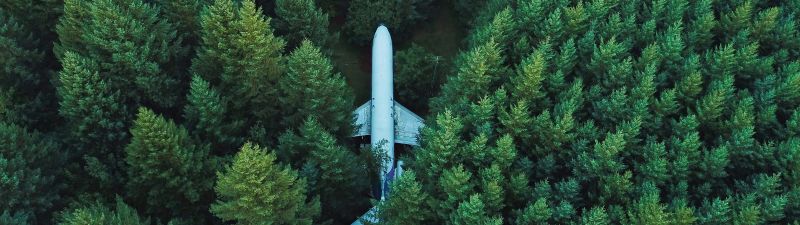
[328,1,466,105]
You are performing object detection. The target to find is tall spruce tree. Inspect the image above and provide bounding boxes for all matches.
[184,75,243,155]
[278,40,354,138]
[211,142,319,225]
[57,52,129,196]
[125,108,213,221]
[192,0,286,142]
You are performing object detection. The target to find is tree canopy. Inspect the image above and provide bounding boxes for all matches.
[3,0,800,224]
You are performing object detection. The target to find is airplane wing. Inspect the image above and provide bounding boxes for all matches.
[352,100,372,137]
[351,100,424,146]
[393,101,424,146]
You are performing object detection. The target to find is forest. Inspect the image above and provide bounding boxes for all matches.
[2,0,800,224]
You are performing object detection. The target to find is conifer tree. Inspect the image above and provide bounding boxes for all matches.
[468,7,515,50]
[58,197,149,225]
[125,108,213,220]
[55,0,187,109]
[450,195,502,225]
[516,197,551,224]
[275,0,331,48]
[192,0,286,140]
[211,142,319,225]
[57,52,129,192]
[431,40,505,113]
[277,118,369,222]
[0,122,64,223]
[375,171,431,225]
[279,40,354,138]
[184,75,243,154]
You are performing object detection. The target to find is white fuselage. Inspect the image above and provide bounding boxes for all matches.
[371,25,395,200]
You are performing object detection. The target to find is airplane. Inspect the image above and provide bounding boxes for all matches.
[350,25,425,224]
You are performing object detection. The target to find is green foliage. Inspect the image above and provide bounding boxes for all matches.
[57,52,129,192]
[211,142,319,225]
[277,118,369,223]
[279,40,353,138]
[376,171,431,225]
[432,40,505,111]
[125,108,213,220]
[274,0,331,48]
[153,0,205,45]
[184,75,243,154]
[58,197,149,225]
[468,7,515,50]
[55,0,187,108]
[395,44,447,113]
[0,122,64,223]
[5,0,800,224]
[450,195,502,225]
[515,197,551,225]
[0,210,29,225]
[625,192,669,225]
[408,0,800,224]
[0,11,58,130]
[192,0,286,141]
[580,207,610,225]
[344,0,431,45]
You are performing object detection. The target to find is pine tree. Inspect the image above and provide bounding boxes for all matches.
[511,47,548,106]
[58,197,149,225]
[450,195,502,225]
[278,40,354,137]
[192,0,286,140]
[184,75,243,154]
[431,40,505,112]
[625,192,669,225]
[125,108,213,220]
[277,118,369,223]
[437,165,474,220]
[516,197,551,224]
[57,52,129,192]
[375,171,431,225]
[55,0,187,109]
[413,110,466,184]
[211,142,319,225]
[468,7,515,50]
[275,0,331,48]
[0,122,64,223]
[581,207,610,225]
